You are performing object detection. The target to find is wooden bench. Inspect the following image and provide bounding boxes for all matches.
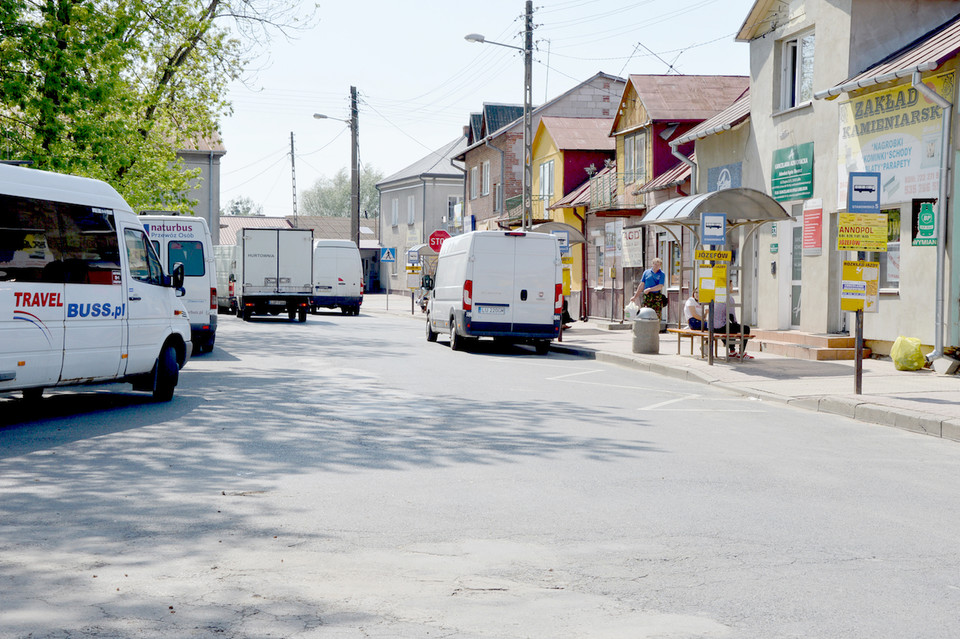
[667,327,753,359]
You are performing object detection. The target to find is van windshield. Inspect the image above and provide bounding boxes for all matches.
[168,240,204,276]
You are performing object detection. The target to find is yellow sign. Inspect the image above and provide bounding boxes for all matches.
[837,213,888,251]
[406,265,421,273]
[695,250,732,262]
[698,264,727,304]
[840,260,879,312]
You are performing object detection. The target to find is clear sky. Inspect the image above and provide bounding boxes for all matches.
[218,0,756,217]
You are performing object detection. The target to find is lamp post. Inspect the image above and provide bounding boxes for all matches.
[465,0,533,230]
[313,85,360,248]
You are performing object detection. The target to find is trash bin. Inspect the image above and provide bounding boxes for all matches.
[632,307,660,354]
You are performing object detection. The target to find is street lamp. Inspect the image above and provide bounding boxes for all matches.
[313,85,360,248]
[465,0,533,230]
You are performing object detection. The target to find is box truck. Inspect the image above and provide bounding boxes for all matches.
[0,164,192,401]
[236,227,313,322]
[311,239,363,316]
[141,214,217,353]
[425,230,562,354]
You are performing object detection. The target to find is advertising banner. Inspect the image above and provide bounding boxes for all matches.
[837,213,888,252]
[621,226,644,268]
[802,199,823,256]
[837,71,954,205]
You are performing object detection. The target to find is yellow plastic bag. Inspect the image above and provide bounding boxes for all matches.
[890,336,925,371]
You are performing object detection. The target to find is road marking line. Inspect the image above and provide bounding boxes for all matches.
[641,395,698,410]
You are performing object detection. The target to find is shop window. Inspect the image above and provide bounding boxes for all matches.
[867,209,900,290]
[657,232,681,288]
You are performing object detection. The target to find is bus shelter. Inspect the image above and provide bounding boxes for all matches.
[637,188,791,362]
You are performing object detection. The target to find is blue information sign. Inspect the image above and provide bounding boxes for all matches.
[701,212,726,245]
[847,172,881,213]
[380,247,396,262]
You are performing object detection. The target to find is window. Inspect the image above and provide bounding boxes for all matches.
[493,184,502,212]
[538,160,555,198]
[168,240,205,277]
[0,194,121,285]
[447,195,462,221]
[481,161,490,196]
[623,132,645,184]
[867,209,900,290]
[124,228,163,286]
[391,199,398,226]
[470,166,478,199]
[407,195,415,225]
[657,232,681,288]
[781,31,815,110]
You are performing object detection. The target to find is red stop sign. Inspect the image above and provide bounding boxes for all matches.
[429,230,451,252]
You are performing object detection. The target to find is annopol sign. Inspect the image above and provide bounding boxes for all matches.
[837,213,888,252]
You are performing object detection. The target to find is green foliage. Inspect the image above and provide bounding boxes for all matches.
[301,165,383,218]
[223,195,264,216]
[0,0,313,214]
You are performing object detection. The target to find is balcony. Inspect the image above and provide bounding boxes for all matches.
[588,171,646,212]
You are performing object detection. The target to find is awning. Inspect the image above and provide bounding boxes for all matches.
[637,188,790,242]
[530,221,586,244]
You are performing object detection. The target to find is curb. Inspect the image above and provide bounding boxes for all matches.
[549,341,960,444]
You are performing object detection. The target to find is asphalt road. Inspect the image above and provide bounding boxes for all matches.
[2,310,959,638]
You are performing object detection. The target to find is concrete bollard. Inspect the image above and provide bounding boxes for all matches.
[632,307,660,354]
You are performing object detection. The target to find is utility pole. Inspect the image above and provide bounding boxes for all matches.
[522,0,533,231]
[290,132,298,227]
[350,86,360,248]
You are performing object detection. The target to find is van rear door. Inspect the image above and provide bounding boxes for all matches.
[512,235,558,330]
[0,200,66,387]
[471,234,515,327]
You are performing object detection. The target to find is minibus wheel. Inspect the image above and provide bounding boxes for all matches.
[153,345,179,402]
[426,315,438,342]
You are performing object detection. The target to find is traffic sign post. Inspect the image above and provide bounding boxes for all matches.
[429,230,451,252]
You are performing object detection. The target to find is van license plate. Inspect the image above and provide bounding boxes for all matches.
[477,305,506,315]
[269,300,286,306]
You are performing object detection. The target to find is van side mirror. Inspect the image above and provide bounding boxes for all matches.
[170,262,185,289]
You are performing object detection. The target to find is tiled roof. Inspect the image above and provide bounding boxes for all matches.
[378,136,467,185]
[636,153,694,194]
[483,103,524,136]
[218,215,292,244]
[673,90,750,145]
[469,113,483,143]
[286,215,379,241]
[548,163,616,209]
[625,75,749,122]
[817,13,960,99]
[540,117,615,151]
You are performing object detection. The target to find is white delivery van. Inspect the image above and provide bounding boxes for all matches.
[0,164,192,401]
[213,243,238,314]
[141,214,217,353]
[236,227,313,322]
[311,239,363,315]
[425,230,562,354]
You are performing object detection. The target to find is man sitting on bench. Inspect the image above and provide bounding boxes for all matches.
[710,298,752,359]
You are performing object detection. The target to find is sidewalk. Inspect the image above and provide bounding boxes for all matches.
[364,294,960,443]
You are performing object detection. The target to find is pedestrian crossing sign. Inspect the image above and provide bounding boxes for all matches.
[381,247,396,262]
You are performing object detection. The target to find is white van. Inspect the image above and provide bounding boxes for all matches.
[311,239,363,315]
[0,164,192,401]
[425,230,562,354]
[142,214,217,353]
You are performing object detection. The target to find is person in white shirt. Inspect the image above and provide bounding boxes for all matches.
[684,289,704,330]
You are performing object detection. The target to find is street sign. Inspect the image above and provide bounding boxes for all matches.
[428,229,451,252]
[847,172,881,213]
[837,213,888,252]
[700,213,726,245]
[380,247,396,262]
[695,250,731,262]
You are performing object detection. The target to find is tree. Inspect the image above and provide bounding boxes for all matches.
[301,165,383,218]
[0,0,315,213]
[222,196,264,216]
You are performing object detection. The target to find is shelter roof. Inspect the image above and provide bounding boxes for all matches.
[817,13,960,99]
[638,188,790,238]
[539,117,615,151]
